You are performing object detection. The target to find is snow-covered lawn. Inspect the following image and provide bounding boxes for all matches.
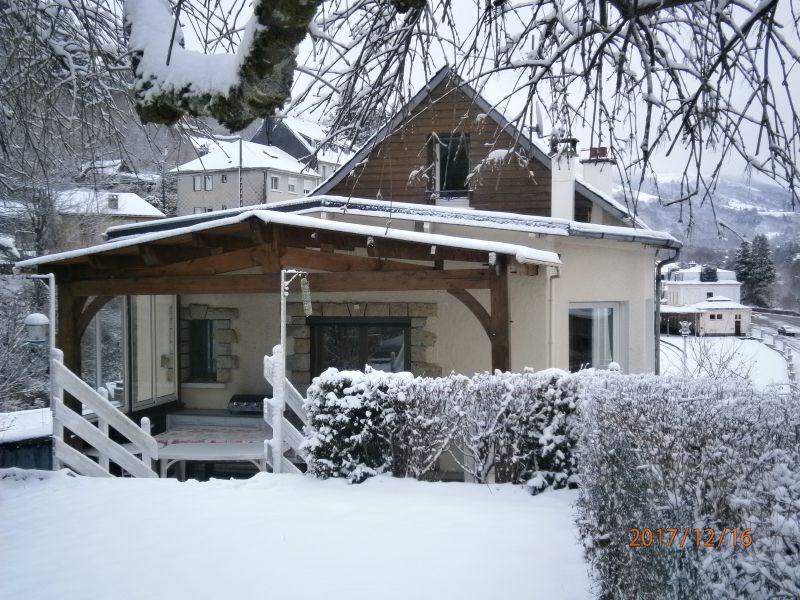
[0,469,591,600]
[661,335,789,388]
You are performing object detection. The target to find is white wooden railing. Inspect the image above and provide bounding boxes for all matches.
[51,349,158,478]
[263,346,308,474]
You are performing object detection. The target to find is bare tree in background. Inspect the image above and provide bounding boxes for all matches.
[125,0,800,221]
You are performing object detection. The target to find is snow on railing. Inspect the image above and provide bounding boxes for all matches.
[51,349,158,478]
[263,346,308,473]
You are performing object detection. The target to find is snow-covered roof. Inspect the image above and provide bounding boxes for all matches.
[0,408,52,443]
[278,116,356,166]
[691,296,749,310]
[660,304,701,314]
[172,140,319,176]
[1,191,164,219]
[669,264,738,282]
[311,66,646,227]
[58,190,165,218]
[15,207,562,270]
[101,196,681,249]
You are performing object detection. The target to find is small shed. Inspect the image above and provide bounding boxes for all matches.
[691,296,751,337]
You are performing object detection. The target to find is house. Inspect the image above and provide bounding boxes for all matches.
[2,189,165,258]
[663,264,742,304]
[172,140,320,216]
[691,296,751,337]
[251,116,354,182]
[660,264,751,336]
[14,67,680,479]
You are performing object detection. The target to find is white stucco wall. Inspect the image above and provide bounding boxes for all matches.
[178,289,490,410]
[697,309,751,336]
[665,282,742,305]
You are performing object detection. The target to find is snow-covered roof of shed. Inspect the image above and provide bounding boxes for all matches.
[310,66,646,227]
[172,140,319,176]
[691,296,749,310]
[659,304,701,314]
[15,208,562,270]
[101,196,680,249]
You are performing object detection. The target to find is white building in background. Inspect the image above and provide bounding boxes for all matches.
[172,140,319,216]
[660,264,751,336]
[663,264,742,305]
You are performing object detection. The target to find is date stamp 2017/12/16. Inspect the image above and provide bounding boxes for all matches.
[629,528,753,549]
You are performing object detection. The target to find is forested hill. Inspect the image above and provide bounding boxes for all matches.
[620,176,800,309]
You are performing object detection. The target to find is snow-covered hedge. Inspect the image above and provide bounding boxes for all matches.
[576,373,800,599]
[302,368,580,491]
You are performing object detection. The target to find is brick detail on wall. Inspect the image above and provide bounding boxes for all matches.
[285,301,442,385]
[179,303,239,383]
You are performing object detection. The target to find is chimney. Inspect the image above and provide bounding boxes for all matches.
[579,147,616,195]
[551,140,577,221]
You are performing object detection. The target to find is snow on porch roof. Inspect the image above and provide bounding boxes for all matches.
[102,196,681,249]
[14,208,562,270]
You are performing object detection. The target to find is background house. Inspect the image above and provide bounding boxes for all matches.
[661,264,751,336]
[251,116,354,182]
[172,140,320,216]
[663,264,742,304]
[1,189,164,259]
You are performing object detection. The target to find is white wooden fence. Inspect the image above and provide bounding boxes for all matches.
[263,346,308,474]
[51,349,158,478]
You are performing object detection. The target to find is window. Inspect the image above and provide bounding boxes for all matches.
[193,207,212,214]
[710,314,717,320]
[193,175,203,191]
[311,317,410,374]
[15,230,35,252]
[432,133,470,192]
[303,179,312,194]
[288,177,297,193]
[221,174,228,183]
[706,291,714,298]
[321,165,327,178]
[568,304,619,371]
[188,320,216,381]
[716,313,723,319]
[204,175,213,191]
[271,175,280,191]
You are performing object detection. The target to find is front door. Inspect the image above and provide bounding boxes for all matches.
[735,319,741,336]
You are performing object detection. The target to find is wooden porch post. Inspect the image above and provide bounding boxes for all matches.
[489,260,510,372]
[56,280,84,413]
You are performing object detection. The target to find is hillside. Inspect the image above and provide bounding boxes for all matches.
[619,176,800,309]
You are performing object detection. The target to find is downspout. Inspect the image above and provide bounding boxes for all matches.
[654,248,680,374]
[547,265,561,367]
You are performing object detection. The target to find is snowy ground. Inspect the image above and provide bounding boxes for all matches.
[0,469,591,600]
[661,335,789,388]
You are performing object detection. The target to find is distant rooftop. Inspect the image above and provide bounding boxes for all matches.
[172,140,319,176]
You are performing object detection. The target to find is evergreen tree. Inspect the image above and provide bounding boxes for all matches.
[734,241,754,304]
[749,234,777,307]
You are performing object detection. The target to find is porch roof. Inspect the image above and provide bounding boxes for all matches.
[15,206,561,270]
[102,196,681,250]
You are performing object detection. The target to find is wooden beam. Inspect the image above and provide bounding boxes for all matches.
[88,254,145,270]
[56,281,85,414]
[139,245,214,266]
[191,232,252,250]
[279,247,432,272]
[126,246,268,277]
[71,269,497,297]
[447,290,491,337]
[489,261,510,372]
[77,296,113,338]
